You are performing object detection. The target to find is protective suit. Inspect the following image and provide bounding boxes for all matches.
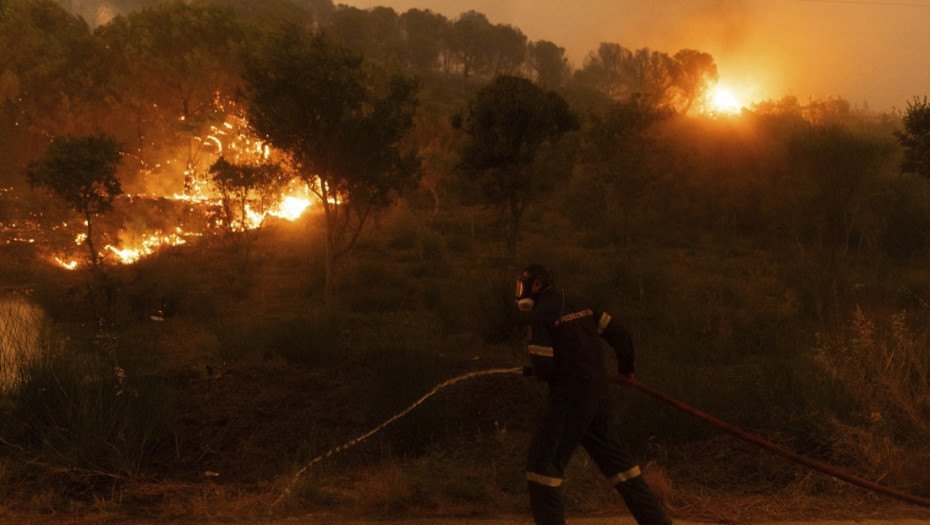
[519,267,671,525]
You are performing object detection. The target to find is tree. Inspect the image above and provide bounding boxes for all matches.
[571,95,673,246]
[449,10,492,77]
[400,8,449,71]
[671,49,718,114]
[208,157,286,232]
[575,43,634,99]
[458,75,578,255]
[25,131,123,268]
[787,124,894,317]
[328,5,405,66]
[208,156,287,259]
[527,40,571,89]
[243,25,419,306]
[486,23,527,75]
[790,125,877,249]
[576,43,719,113]
[896,96,930,178]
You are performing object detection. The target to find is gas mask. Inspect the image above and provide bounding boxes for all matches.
[515,274,537,312]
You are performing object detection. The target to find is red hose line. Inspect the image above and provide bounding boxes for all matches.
[614,376,930,509]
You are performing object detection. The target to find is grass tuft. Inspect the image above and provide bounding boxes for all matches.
[0,323,174,490]
[813,307,930,493]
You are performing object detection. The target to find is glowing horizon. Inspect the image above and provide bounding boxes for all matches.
[337,0,930,113]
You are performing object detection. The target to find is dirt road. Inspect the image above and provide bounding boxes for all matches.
[4,514,930,524]
[252,516,930,525]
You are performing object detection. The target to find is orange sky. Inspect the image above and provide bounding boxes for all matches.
[338,0,930,113]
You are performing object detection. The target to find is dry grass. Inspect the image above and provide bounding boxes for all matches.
[813,307,930,489]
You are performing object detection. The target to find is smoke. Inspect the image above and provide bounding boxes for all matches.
[56,0,160,28]
[625,1,756,59]
[615,1,785,104]
[95,4,117,26]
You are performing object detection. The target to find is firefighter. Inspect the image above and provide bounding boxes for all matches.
[515,263,671,525]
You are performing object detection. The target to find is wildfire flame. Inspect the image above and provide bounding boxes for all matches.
[104,229,189,264]
[38,113,317,270]
[53,257,79,270]
[52,185,314,269]
[712,87,741,114]
[271,195,312,221]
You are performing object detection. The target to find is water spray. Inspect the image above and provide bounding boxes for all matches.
[270,366,523,508]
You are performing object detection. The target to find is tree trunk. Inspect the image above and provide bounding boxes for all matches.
[84,209,98,268]
[320,184,335,309]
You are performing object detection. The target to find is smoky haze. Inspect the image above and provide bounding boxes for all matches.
[335,0,930,112]
[56,0,930,111]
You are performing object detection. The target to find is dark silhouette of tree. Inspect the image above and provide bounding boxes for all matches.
[527,40,571,89]
[401,8,450,71]
[450,10,493,78]
[327,6,373,52]
[207,0,321,27]
[367,6,407,65]
[576,43,718,113]
[896,96,930,178]
[791,125,889,250]
[208,156,287,254]
[243,25,420,306]
[626,48,676,107]
[25,131,123,268]
[328,5,406,66]
[572,95,673,246]
[672,49,718,113]
[458,75,578,255]
[575,43,633,99]
[787,124,894,317]
[486,23,527,75]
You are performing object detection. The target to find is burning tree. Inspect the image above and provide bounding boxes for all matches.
[243,25,420,306]
[575,43,718,114]
[208,155,287,255]
[25,131,123,268]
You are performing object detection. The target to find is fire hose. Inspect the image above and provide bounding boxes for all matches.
[271,367,930,510]
[271,366,524,508]
[614,375,930,510]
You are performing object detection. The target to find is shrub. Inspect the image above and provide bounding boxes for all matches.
[0,333,174,486]
[812,307,930,492]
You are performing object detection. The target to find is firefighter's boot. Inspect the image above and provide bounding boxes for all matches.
[614,474,672,525]
[527,480,566,525]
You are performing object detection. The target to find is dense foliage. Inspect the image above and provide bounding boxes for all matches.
[457,74,577,254]
[896,96,930,178]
